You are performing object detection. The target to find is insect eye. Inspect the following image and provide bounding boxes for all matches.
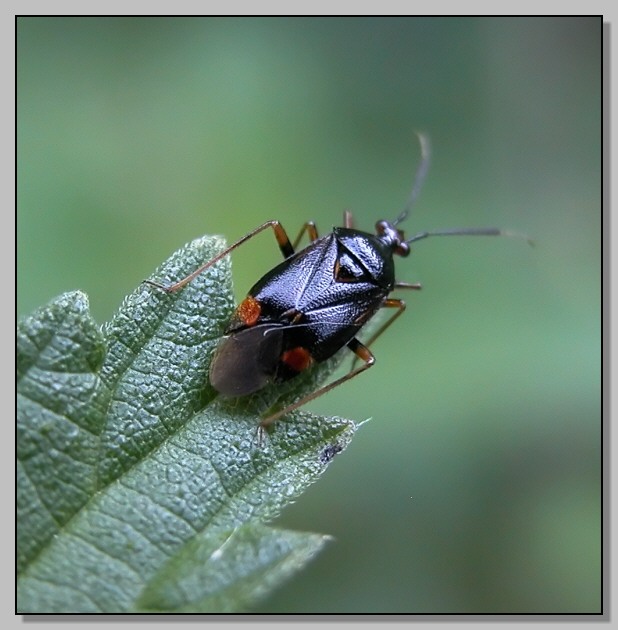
[334,251,368,282]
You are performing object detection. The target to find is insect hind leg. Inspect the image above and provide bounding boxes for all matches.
[259,337,375,429]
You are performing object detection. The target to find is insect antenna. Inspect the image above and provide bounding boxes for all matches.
[393,133,532,246]
[406,227,534,246]
[393,131,432,227]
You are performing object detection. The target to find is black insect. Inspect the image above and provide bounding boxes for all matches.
[145,135,528,429]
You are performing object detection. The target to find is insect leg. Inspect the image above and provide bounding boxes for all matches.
[291,221,319,249]
[260,337,375,429]
[343,210,354,228]
[359,286,420,351]
[143,220,297,293]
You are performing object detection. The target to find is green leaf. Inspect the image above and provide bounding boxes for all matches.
[136,522,331,613]
[17,235,357,613]
[17,291,107,573]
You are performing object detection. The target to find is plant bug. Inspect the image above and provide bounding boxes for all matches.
[145,134,529,430]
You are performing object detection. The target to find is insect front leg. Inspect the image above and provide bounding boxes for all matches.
[142,219,298,293]
[348,290,419,371]
[363,293,415,347]
[291,221,319,249]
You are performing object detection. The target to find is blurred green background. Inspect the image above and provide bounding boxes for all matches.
[17,17,601,613]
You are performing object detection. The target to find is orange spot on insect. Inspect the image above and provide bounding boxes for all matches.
[281,347,314,373]
[236,296,262,326]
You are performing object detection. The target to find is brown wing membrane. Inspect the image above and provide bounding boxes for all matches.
[210,325,285,397]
